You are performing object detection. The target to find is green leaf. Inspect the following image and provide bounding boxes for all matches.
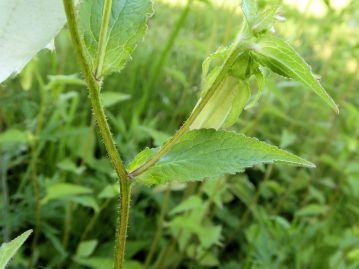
[73,257,112,269]
[252,37,339,113]
[241,0,257,25]
[41,183,93,205]
[170,196,204,215]
[76,240,98,258]
[201,46,230,93]
[101,92,131,108]
[190,75,251,130]
[0,129,33,145]
[136,129,315,185]
[57,159,86,175]
[46,74,86,89]
[296,204,328,217]
[79,0,153,76]
[98,184,120,199]
[0,230,32,269]
[252,6,278,33]
[0,0,66,83]
[127,147,154,173]
[139,127,170,147]
[223,80,251,128]
[245,67,265,109]
[69,196,100,213]
[347,248,359,262]
[191,77,250,130]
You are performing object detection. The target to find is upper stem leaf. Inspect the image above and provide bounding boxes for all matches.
[252,37,339,113]
[79,0,153,77]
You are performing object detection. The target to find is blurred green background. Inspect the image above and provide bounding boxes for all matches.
[1,0,359,268]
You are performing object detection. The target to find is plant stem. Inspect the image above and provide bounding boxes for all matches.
[63,1,130,268]
[130,40,245,177]
[63,0,127,190]
[95,0,112,79]
[114,181,131,269]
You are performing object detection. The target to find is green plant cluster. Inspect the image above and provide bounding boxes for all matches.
[0,0,358,268]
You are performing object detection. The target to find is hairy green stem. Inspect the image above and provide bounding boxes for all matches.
[130,40,245,177]
[95,0,112,79]
[114,181,131,269]
[63,1,130,268]
[62,0,127,192]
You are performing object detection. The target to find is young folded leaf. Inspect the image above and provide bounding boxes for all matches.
[252,6,279,33]
[245,67,265,109]
[190,77,250,130]
[134,129,315,185]
[252,37,339,113]
[241,0,257,26]
[79,0,153,77]
[190,44,251,130]
[0,230,32,268]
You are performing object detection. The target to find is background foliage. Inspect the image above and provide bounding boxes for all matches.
[1,0,359,268]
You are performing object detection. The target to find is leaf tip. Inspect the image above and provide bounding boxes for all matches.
[334,104,340,114]
[307,162,316,169]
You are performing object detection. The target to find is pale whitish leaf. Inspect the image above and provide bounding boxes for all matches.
[79,0,153,76]
[41,183,93,205]
[0,230,32,269]
[0,0,66,83]
[101,92,131,108]
[136,129,315,185]
[252,37,339,113]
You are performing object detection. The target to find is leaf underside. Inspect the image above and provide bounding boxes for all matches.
[0,0,66,83]
[136,129,314,185]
